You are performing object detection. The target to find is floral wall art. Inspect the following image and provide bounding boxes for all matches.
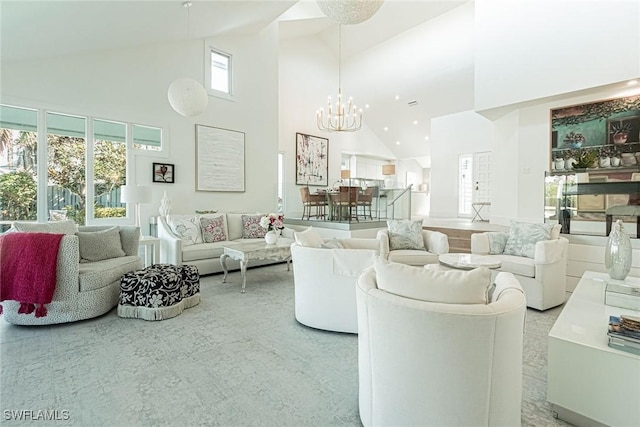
[295,132,328,186]
[550,95,640,170]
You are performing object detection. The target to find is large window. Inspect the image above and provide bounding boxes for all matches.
[205,46,233,99]
[47,112,88,224]
[0,105,38,231]
[93,119,126,219]
[1,103,162,228]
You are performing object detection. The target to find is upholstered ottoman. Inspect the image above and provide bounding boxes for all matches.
[118,264,200,321]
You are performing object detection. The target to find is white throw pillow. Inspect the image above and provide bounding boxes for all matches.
[374,257,492,304]
[503,222,553,259]
[320,238,345,249]
[294,226,323,248]
[13,220,77,235]
[167,215,203,246]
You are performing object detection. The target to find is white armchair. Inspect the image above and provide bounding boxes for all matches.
[471,227,568,311]
[356,266,526,426]
[377,228,449,265]
[291,238,379,333]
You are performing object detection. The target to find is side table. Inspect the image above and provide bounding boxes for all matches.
[139,236,160,267]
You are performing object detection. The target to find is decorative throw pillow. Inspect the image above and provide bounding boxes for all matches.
[76,226,125,262]
[200,215,227,243]
[167,215,203,246]
[13,220,77,235]
[387,219,425,251]
[294,227,323,248]
[320,238,345,249]
[374,257,492,304]
[241,214,266,238]
[487,232,509,255]
[503,222,553,259]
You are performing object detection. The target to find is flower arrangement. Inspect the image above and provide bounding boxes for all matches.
[572,149,598,169]
[260,213,284,232]
[610,122,632,135]
[563,132,586,148]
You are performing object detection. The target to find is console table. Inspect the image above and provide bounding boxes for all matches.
[547,271,640,426]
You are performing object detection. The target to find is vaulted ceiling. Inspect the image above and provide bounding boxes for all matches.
[1,0,472,162]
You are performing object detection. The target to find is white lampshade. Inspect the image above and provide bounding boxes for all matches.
[316,0,384,25]
[120,185,151,204]
[167,78,208,117]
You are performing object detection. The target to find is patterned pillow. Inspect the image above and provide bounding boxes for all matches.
[503,222,553,259]
[241,214,266,238]
[387,219,425,251]
[487,232,509,254]
[200,215,227,243]
[167,215,203,246]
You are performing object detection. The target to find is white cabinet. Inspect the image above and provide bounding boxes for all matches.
[350,156,386,179]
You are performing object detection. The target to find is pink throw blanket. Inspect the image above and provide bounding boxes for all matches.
[0,232,64,317]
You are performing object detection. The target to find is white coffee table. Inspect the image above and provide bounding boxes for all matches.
[220,240,292,293]
[438,253,501,270]
[547,271,640,426]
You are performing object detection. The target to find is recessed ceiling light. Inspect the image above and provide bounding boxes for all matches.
[396,141,400,145]
[413,120,418,125]
[395,95,400,100]
[628,80,638,86]
[424,136,429,140]
[383,126,388,131]
[365,104,370,109]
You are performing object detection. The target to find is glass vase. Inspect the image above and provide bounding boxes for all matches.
[605,219,632,280]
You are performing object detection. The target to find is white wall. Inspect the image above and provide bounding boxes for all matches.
[474,0,640,112]
[0,24,281,233]
[430,110,493,217]
[278,34,395,219]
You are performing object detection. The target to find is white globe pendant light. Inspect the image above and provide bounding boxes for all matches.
[167,2,208,117]
[167,78,208,117]
[316,0,384,25]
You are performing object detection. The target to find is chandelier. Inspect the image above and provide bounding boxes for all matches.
[316,0,384,25]
[316,25,362,132]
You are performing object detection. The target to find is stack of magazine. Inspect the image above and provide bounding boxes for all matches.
[608,315,640,355]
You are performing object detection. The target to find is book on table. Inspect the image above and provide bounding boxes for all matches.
[608,315,640,355]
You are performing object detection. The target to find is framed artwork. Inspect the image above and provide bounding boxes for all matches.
[196,124,245,192]
[152,163,175,183]
[550,94,640,167]
[296,132,328,186]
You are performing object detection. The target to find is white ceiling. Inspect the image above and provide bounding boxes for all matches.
[0,0,471,163]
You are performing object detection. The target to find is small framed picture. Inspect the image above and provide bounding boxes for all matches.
[152,163,175,183]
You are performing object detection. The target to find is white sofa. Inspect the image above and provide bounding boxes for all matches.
[158,213,294,275]
[377,228,449,265]
[471,228,568,311]
[356,266,526,427]
[291,238,380,334]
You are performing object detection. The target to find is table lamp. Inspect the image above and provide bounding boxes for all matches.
[120,185,152,233]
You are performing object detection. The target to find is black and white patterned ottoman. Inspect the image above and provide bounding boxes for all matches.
[117,264,200,321]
